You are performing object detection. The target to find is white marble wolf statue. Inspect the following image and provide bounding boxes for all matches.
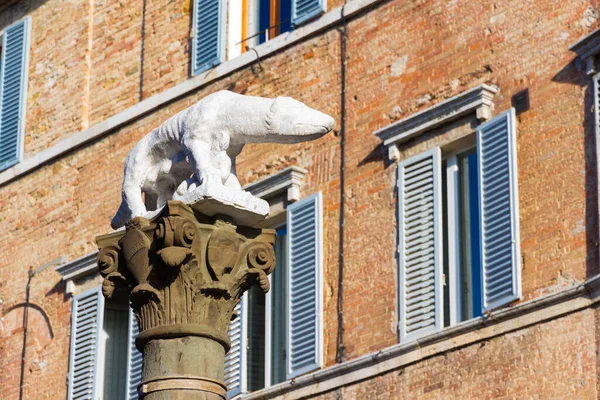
[111,90,335,229]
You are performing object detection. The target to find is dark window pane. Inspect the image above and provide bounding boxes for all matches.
[467,152,482,318]
[247,285,266,391]
[280,0,293,34]
[259,0,271,43]
[441,159,450,328]
[458,150,482,321]
[271,230,287,385]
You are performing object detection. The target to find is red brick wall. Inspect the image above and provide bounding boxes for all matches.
[308,308,598,399]
[0,0,599,398]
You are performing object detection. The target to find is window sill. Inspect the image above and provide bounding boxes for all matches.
[0,0,383,189]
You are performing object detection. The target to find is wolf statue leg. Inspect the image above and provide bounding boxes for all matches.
[180,137,228,194]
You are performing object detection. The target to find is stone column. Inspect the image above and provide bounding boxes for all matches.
[96,201,276,399]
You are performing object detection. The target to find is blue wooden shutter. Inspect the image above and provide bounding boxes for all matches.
[0,17,31,170]
[292,0,325,26]
[397,148,443,342]
[477,108,521,311]
[126,310,142,400]
[192,0,225,76]
[224,297,246,398]
[68,287,104,400]
[286,192,323,378]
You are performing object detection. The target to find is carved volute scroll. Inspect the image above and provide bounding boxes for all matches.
[96,200,276,399]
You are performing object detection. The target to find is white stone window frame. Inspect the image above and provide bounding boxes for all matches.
[56,252,99,296]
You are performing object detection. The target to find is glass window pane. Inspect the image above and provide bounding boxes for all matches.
[270,229,287,385]
[441,159,450,328]
[458,150,482,321]
[100,306,128,399]
[259,0,271,42]
[247,285,266,391]
[280,0,293,33]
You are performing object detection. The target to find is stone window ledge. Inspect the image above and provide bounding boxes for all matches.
[570,27,600,75]
[55,252,98,294]
[243,166,308,201]
[243,166,309,228]
[373,84,498,161]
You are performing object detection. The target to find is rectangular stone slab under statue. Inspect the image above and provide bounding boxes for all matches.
[96,91,334,399]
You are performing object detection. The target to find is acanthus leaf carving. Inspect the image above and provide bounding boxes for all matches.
[96,200,276,351]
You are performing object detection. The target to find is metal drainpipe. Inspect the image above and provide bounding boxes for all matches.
[336,3,348,364]
[19,267,33,400]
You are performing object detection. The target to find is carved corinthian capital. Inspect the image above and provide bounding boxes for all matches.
[96,200,275,399]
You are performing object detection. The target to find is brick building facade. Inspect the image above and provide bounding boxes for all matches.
[1,0,600,398]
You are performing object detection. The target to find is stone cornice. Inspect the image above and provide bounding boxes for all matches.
[243,166,308,201]
[0,0,384,188]
[243,274,600,399]
[373,84,498,161]
[55,251,98,281]
[570,27,600,75]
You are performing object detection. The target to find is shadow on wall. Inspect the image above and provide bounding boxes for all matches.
[552,58,599,279]
[0,303,54,350]
[0,0,46,31]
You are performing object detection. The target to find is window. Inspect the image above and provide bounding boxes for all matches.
[227,0,325,59]
[443,147,483,324]
[224,192,323,397]
[246,226,287,390]
[68,287,142,400]
[240,0,293,51]
[193,0,326,69]
[0,17,31,171]
[397,109,521,342]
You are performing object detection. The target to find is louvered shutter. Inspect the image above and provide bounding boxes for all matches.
[225,296,246,398]
[126,310,142,400]
[397,148,443,342]
[192,0,226,76]
[477,108,521,311]
[0,17,31,171]
[286,192,323,378]
[292,0,326,26]
[68,287,104,400]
